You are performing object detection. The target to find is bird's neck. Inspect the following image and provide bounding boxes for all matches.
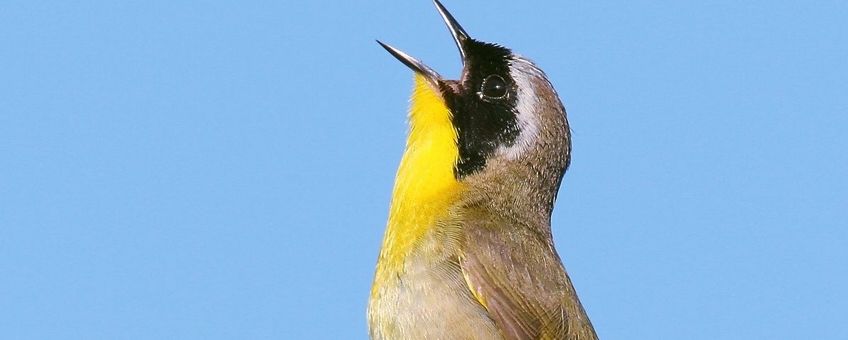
[375,75,464,276]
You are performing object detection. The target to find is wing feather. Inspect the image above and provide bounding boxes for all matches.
[459,208,597,340]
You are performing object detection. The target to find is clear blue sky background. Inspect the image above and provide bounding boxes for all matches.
[2,1,846,339]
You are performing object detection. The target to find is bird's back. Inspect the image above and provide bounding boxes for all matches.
[368,202,597,340]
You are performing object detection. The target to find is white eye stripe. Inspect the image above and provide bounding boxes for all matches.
[498,58,542,160]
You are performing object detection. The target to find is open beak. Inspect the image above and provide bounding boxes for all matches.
[433,0,469,61]
[377,0,470,84]
[376,41,442,83]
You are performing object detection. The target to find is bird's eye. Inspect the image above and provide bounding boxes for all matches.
[480,75,508,100]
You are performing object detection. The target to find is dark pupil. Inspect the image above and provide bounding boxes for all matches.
[482,75,507,98]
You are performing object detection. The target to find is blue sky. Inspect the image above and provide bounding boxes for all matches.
[2,1,846,339]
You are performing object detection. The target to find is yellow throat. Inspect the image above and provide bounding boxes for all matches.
[375,74,464,275]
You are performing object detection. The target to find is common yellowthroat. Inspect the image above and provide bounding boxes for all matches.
[369,1,597,339]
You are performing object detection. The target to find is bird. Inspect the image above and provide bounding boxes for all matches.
[368,1,598,339]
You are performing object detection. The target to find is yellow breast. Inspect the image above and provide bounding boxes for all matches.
[374,74,464,277]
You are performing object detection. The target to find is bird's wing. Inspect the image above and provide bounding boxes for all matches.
[459,209,597,340]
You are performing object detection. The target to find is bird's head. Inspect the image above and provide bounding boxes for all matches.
[380,0,571,213]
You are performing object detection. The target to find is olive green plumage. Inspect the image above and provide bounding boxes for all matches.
[369,1,597,339]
